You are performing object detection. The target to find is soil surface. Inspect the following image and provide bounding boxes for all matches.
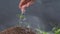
[0,26,36,34]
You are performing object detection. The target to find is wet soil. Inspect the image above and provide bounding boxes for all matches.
[0,26,36,34]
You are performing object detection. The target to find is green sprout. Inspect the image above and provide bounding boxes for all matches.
[20,14,25,19]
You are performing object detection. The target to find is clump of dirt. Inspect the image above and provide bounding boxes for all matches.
[0,27,36,34]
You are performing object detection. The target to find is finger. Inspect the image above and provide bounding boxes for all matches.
[20,0,32,7]
[21,5,27,14]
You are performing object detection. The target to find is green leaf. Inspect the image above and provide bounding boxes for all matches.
[55,29,60,34]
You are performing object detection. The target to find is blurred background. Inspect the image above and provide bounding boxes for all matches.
[0,0,60,32]
[0,0,20,31]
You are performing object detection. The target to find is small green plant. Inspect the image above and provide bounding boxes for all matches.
[17,14,31,28]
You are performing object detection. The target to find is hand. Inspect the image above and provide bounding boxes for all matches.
[19,0,35,14]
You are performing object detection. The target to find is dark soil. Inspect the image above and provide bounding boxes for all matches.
[0,26,36,34]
